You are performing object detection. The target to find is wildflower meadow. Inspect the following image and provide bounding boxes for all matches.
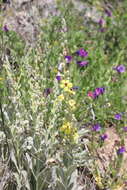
[0,0,127,189]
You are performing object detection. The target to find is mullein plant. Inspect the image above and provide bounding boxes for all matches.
[0,11,90,189]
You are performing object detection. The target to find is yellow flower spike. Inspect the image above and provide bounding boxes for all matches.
[57,94,64,101]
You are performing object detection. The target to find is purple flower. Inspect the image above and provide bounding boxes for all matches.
[117,147,126,154]
[92,124,101,131]
[114,65,126,73]
[123,127,127,132]
[44,88,52,97]
[76,48,88,57]
[114,114,121,120]
[65,55,72,63]
[95,87,105,96]
[99,27,106,32]
[105,9,112,17]
[56,75,61,81]
[72,86,79,90]
[88,88,105,99]
[76,61,88,67]
[92,87,105,98]
[3,25,9,32]
[100,134,108,141]
[98,18,104,26]
[94,88,101,96]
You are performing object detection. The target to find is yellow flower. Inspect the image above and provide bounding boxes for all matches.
[58,94,64,101]
[68,99,76,109]
[60,122,72,135]
[68,89,76,95]
[53,68,58,73]
[94,175,103,188]
[0,77,3,80]
[60,121,79,143]
[60,80,73,92]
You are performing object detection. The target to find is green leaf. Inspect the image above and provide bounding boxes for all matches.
[56,167,65,180]
[21,170,31,190]
[10,149,20,173]
[13,172,22,189]
[56,179,66,190]
[66,165,76,180]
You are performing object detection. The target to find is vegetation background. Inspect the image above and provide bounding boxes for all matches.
[0,0,127,189]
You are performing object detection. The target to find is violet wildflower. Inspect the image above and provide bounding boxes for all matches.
[76,48,88,57]
[114,113,121,120]
[76,61,88,67]
[44,88,52,97]
[117,147,126,154]
[114,65,126,73]
[72,86,79,90]
[95,87,105,96]
[88,88,105,99]
[3,25,9,32]
[105,9,112,17]
[100,87,105,94]
[65,55,72,63]
[98,18,104,26]
[56,75,61,81]
[100,134,108,141]
[99,28,106,32]
[94,88,100,96]
[123,127,127,132]
[92,124,101,131]
[91,87,105,99]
